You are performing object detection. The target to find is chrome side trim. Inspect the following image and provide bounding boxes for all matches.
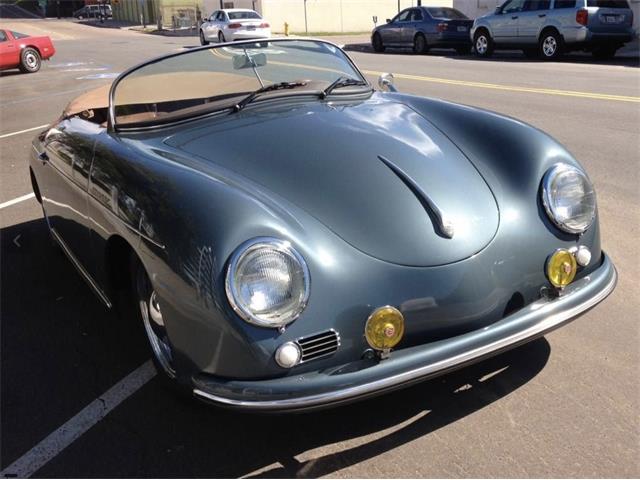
[50,228,112,308]
[194,261,617,410]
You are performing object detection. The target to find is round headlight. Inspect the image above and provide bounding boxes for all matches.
[225,238,310,328]
[542,164,596,234]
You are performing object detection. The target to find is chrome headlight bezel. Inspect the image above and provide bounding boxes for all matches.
[541,164,596,235]
[225,237,310,328]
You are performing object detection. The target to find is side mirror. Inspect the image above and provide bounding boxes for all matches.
[386,18,392,23]
[494,6,502,14]
[233,52,267,70]
[378,72,397,92]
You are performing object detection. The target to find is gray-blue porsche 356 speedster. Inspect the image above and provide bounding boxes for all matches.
[30,39,616,411]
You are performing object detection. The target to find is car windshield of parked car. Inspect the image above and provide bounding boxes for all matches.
[228,10,261,19]
[426,7,468,19]
[112,39,367,129]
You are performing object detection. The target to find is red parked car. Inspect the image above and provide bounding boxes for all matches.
[0,29,55,73]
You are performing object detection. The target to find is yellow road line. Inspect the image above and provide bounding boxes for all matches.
[361,69,640,103]
[209,46,639,103]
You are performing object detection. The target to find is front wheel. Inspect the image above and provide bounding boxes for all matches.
[133,257,176,381]
[372,32,385,53]
[474,31,493,58]
[539,31,563,60]
[413,34,428,54]
[199,30,209,45]
[19,48,41,73]
[218,31,226,43]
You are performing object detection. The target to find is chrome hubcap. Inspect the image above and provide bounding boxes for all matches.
[476,36,487,54]
[543,36,557,56]
[25,53,37,68]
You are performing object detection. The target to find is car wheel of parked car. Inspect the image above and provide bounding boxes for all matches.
[473,30,493,58]
[218,31,226,43]
[592,45,617,60]
[19,48,41,73]
[413,34,428,54]
[199,30,209,45]
[539,30,563,60]
[133,256,177,382]
[372,33,385,53]
[456,45,472,55]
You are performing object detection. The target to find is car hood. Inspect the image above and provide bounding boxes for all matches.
[164,98,499,266]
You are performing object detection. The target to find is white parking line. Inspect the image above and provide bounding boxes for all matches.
[0,193,35,210]
[0,361,156,478]
[0,125,49,140]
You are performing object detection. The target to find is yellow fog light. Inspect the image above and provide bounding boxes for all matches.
[546,249,577,288]
[365,306,405,353]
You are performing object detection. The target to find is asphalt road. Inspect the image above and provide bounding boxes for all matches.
[1,20,638,478]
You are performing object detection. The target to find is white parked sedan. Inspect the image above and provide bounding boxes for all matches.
[200,9,271,44]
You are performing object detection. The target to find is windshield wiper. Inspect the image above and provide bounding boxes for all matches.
[233,81,308,112]
[320,76,369,99]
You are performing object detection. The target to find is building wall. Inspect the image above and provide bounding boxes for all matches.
[259,0,453,33]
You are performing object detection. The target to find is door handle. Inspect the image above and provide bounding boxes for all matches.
[511,15,518,19]
[538,13,546,17]
[39,151,49,163]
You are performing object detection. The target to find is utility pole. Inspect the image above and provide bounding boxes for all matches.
[397,0,400,13]
[304,0,308,34]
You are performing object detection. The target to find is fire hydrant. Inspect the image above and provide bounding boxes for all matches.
[284,22,289,36]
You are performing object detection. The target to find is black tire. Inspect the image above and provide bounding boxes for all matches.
[199,29,209,45]
[372,32,385,53]
[592,45,617,60]
[413,33,428,54]
[473,30,493,58]
[455,45,472,55]
[218,31,226,43]
[19,47,41,73]
[538,30,563,60]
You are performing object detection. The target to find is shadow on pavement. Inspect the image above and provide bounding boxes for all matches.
[2,217,551,477]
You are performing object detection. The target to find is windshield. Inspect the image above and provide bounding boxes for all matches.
[111,39,367,129]
[228,10,261,19]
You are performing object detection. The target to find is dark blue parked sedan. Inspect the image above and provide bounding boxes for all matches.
[372,6,474,54]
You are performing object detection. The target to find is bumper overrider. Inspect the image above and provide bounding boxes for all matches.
[193,253,616,412]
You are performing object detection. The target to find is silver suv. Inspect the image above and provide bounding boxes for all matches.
[471,0,635,59]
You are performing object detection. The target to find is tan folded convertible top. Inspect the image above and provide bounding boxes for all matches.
[63,72,261,121]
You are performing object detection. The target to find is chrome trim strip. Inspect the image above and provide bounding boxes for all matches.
[50,228,112,308]
[378,155,454,238]
[194,261,616,409]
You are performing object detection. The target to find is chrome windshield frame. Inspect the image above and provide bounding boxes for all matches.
[107,38,369,133]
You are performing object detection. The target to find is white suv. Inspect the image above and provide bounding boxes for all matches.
[471,0,635,59]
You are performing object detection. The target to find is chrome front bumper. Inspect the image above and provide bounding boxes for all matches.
[193,253,616,411]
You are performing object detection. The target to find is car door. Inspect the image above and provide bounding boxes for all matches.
[203,11,217,39]
[492,0,525,43]
[381,9,411,44]
[402,8,424,44]
[0,30,20,69]
[518,0,551,42]
[215,11,228,37]
[38,118,100,273]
